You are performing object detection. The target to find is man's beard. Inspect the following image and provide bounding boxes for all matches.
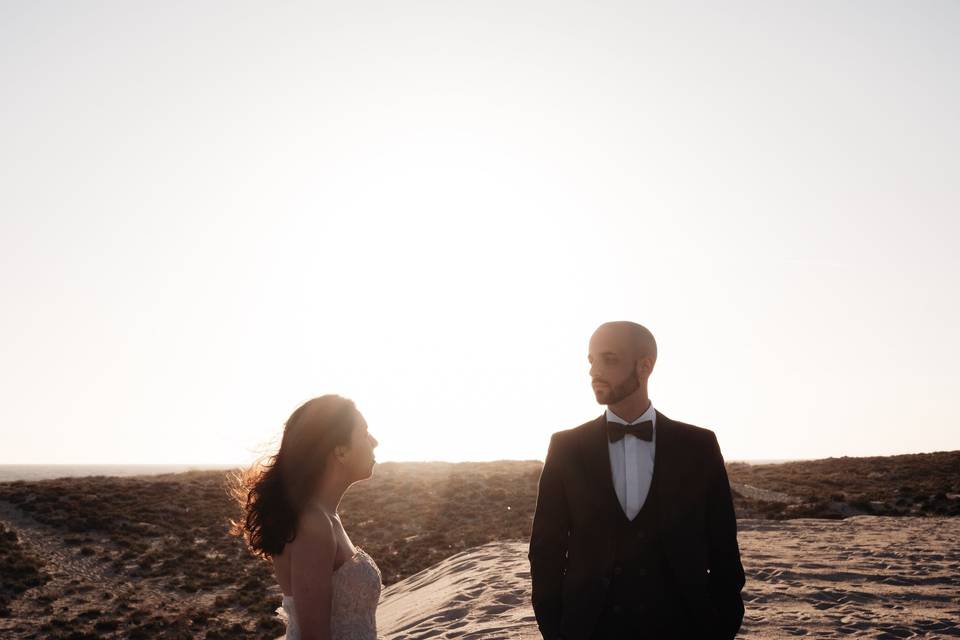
[595,367,640,405]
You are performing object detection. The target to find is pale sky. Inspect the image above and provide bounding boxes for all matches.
[2,1,958,465]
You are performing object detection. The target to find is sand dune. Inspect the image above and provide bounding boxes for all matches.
[376,517,960,639]
[379,542,540,639]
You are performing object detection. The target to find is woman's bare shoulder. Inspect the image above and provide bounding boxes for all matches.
[286,508,337,585]
[297,508,335,538]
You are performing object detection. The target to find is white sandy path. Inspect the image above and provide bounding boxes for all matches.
[376,517,960,639]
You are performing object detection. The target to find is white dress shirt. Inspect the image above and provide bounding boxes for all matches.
[606,401,657,521]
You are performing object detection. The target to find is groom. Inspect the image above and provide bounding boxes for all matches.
[529,322,745,639]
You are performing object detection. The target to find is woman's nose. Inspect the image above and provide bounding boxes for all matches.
[370,434,379,448]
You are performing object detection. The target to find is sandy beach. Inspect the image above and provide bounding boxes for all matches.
[1,453,958,638]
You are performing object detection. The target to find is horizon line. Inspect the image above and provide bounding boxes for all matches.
[3,450,958,467]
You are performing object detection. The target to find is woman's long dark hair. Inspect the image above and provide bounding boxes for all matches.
[232,395,358,559]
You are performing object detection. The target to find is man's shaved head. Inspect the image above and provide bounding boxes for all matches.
[588,321,658,409]
[593,321,657,365]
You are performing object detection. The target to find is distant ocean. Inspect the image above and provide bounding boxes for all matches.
[0,459,798,483]
[0,464,240,483]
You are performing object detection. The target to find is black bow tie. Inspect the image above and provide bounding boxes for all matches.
[606,419,654,443]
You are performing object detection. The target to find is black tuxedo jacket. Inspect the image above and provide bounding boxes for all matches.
[528,411,745,640]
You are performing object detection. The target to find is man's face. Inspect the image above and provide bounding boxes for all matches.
[588,327,642,405]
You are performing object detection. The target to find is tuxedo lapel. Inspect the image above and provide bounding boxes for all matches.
[582,413,625,521]
[650,411,689,522]
[652,410,673,489]
[653,410,675,469]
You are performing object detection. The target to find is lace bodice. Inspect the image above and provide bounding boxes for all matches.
[278,548,382,640]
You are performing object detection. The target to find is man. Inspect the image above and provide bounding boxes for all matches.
[529,322,745,639]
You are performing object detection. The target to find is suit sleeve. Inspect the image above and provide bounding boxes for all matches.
[528,433,570,640]
[705,432,746,639]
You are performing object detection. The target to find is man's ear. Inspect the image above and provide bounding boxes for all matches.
[333,444,348,461]
[637,356,654,378]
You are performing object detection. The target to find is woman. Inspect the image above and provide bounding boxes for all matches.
[234,395,382,640]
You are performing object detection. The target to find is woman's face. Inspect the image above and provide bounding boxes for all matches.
[341,413,378,480]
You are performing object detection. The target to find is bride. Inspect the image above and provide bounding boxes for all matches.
[234,395,382,640]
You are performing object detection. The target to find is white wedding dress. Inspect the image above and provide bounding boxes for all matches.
[278,547,383,640]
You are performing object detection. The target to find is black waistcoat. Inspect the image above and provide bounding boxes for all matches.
[594,463,678,637]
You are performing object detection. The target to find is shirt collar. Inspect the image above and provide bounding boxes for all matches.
[606,401,656,427]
